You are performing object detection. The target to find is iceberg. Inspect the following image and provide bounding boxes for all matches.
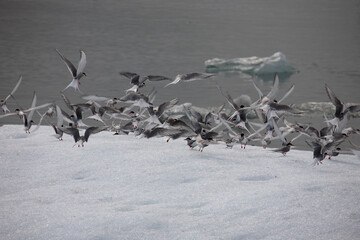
[205,52,297,77]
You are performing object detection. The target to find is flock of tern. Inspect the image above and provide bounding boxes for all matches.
[1,50,360,166]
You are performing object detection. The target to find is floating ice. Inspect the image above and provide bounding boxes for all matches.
[293,102,360,117]
[205,52,297,76]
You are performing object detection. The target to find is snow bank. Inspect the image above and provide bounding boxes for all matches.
[1,125,360,240]
[205,52,297,76]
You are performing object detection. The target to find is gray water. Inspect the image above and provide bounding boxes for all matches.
[1,0,360,148]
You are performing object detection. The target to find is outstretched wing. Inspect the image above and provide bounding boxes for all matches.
[145,75,172,81]
[266,73,279,101]
[278,84,295,103]
[56,49,77,78]
[183,73,215,82]
[5,76,23,102]
[119,72,140,85]
[76,50,87,76]
[251,79,264,99]
[84,126,108,142]
[61,93,74,111]
[157,98,179,117]
[27,92,37,122]
[325,84,344,116]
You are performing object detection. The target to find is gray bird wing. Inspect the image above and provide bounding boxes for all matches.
[5,76,22,102]
[119,72,140,85]
[272,117,286,145]
[66,127,80,142]
[56,49,77,78]
[75,107,83,120]
[76,50,86,77]
[266,73,279,101]
[278,84,295,104]
[156,98,179,117]
[84,126,108,142]
[56,105,64,128]
[325,84,344,115]
[348,105,360,113]
[269,102,302,114]
[251,79,264,100]
[183,73,215,81]
[145,75,172,81]
[27,92,37,122]
[306,140,322,159]
[61,93,74,111]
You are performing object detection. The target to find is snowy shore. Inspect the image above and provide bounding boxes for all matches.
[1,125,359,240]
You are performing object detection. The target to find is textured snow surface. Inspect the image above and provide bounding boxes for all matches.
[1,125,360,240]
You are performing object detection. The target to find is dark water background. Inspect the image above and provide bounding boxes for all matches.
[0,0,359,149]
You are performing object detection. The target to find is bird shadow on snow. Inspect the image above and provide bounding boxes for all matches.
[195,150,241,164]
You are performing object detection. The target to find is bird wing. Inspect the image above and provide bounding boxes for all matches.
[69,128,81,142]
[164,75,182,87]
[251,79,264,99]
[27,92,37,122]
[348,105,360,113]
[56,49,77,77]
[145,75,172,82]
[202,130,218,140]
[319,126,332,137]
[204,112,213,125]
[5,76,22,102]
[305,140,322,158]
[56,105,64,128]
[119,72,140,85]
[183,73,215,82]
[84,126,108,142]
[61,93,74,111]
[269,102,302,114]
[325,84,344,114]
[157,98,179,117]
[119,72,139,80]
[82,95,109,102]
[278,84,295,104]
[75,107,83,121]
[272,117,286,145]
[76,50,87,76]
[266,73,279,101]
[215,83,240,112]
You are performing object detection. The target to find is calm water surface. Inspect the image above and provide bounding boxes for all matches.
[0,0,359,148]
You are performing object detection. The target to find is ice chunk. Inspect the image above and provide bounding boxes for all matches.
[205,52,297,76]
